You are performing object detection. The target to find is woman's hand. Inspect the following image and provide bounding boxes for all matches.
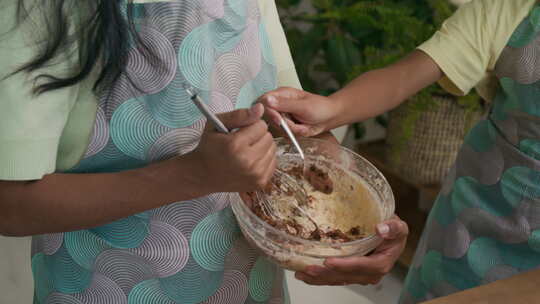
[260,51,444,138]
[259,87,341,137]
[0,104,277,237]
[295,216,408,286]
[188,104,277,193]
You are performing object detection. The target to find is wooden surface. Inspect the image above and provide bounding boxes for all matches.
[356,141,434,267]
[421,269,540,304]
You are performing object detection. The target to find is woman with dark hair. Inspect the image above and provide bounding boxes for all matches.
[0,0,407,303]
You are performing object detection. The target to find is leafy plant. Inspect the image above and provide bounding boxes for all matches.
[277,0,483,141]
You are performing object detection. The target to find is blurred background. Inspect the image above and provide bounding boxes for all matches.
[1,0,479,303]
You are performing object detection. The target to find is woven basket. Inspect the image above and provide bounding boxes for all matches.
[385,95,484,185]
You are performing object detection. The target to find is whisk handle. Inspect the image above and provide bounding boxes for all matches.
[185,85,230,134]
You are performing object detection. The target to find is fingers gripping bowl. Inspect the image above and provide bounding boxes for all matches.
[230,138,395,272]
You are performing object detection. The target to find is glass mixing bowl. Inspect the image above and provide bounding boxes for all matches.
[230,137,395,272]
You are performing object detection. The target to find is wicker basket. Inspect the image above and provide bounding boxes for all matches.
[385,95,484,185]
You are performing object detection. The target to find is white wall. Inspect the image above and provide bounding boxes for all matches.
[0,236,34,303]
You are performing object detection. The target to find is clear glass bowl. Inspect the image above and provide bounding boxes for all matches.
[230,137,395,272]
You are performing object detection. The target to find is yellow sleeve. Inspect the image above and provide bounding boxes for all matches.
[0,2,79,180]
[259,0,302,89]
[418,0,536,99]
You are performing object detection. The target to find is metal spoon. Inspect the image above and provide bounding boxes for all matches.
[277,114,305,160]
[185,84,306,161]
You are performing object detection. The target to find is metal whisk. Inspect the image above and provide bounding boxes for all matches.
[183,85,319,229]
[255,170,320,230]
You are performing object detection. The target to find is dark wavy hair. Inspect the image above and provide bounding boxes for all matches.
[7,0,148,95]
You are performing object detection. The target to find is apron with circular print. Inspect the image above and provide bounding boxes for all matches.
[31,1,288,303]
[401,4,540,303]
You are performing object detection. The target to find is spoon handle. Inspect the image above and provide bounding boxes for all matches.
[279,116,305,160]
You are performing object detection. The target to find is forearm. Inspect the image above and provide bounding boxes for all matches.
[0,153,205,236]
[327,51,443,129]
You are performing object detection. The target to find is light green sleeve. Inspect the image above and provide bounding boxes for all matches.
[417,0,536,101]
[259,0,302,90]
[0,2,80,180]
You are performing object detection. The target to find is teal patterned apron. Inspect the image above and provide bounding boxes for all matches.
[400,4,540,303]
[31,1,288,303]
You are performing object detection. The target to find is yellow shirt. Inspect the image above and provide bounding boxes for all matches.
[0,0,300,180]
[418,0,537,102]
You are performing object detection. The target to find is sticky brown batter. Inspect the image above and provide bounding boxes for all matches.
[286,165,334,195]
[246,163,381,244]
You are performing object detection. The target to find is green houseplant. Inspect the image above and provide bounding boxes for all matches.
[277,0,485,184]
[277,0,444,135]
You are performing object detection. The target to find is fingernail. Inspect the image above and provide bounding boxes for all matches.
[377,223,390,236]
[324,259,336,269]
[250,104,261,115]
[267,95,278,107]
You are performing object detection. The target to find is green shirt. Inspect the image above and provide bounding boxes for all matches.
[0,0,300,180]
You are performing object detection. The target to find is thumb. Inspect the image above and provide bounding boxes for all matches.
[376,217,408,240]
[261,88,309,116]
[216,104,264,130]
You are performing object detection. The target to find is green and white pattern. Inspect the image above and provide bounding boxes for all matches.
[31,1,286,303]
[401,4,540,303]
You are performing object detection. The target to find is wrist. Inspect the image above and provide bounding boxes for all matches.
[325,93,349,131]
[134,152,212,202]
[174,152,213,199]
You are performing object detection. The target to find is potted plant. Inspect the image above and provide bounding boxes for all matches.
[278,0,485,185]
